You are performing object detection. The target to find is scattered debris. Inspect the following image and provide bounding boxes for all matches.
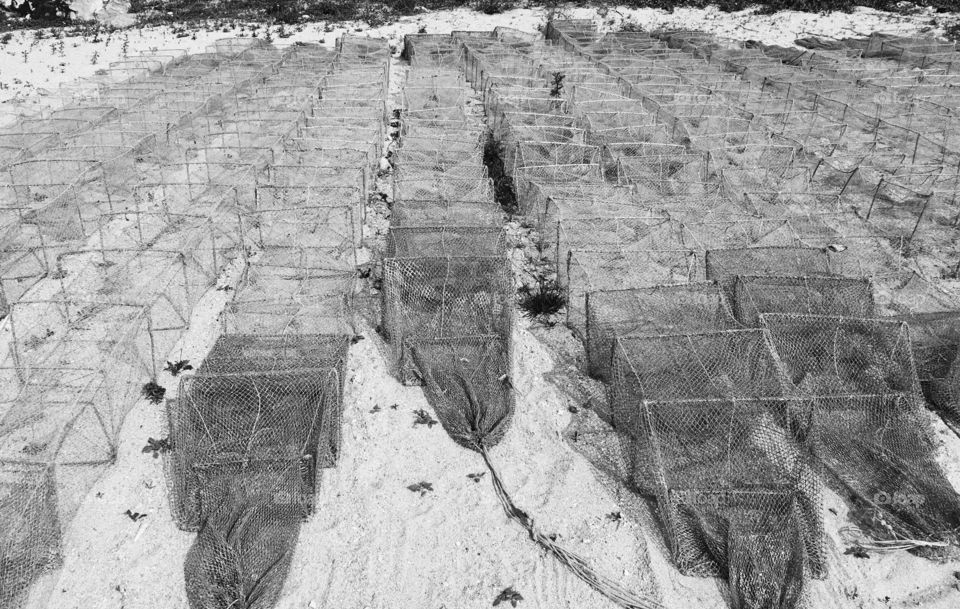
[844,545,870,559]
[124,509,147,522]
[370,405,382,414]
[467,472,486,483]
[493,586,523,607]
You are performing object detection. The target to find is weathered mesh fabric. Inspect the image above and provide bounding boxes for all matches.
[610,330,792,448]
[408,336,514,450]
[584,283,737,380]
[760,314,920,396]
[385,226,506,258]
[731,276,875,327]
[617,388,822,603]
[183,463,304,609]
[394,176,494,203]
[381,256,513,384]
[760,314,960,546]
[897,312,960,417]
[166,354,346,530]
[0,464,62,609]
[390,199,503,227]
[803,394,960,547]
[565,248,705,332]
[704,246,833,291]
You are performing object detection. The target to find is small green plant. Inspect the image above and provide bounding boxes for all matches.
[164,359,193,376]
[142,437,172,458]
[1,33,13,45]
[413,409,438,428]
[141,381,166,404]
[518,275,566,319]
[844,545,870,559]
[493,586,524,607]
[549,72,565,98]
[407,481,433,496]
[90,50,99,64]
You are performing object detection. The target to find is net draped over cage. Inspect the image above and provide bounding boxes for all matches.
[165,334,349,531]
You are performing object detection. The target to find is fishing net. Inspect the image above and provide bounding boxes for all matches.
[760,314,960,548]
[408,335,514,450]
[901,312,960,418]
[182,462,304,609]
[611,331,823,604]
[731,276,875,327]
[584,283,737,381]
[165,334,349,531]
[610,330,793,464]
[381,256,513,384]
[390,199,503,227]
[386,226,506,258]
[704,246,833,292]
[565,248,705,333]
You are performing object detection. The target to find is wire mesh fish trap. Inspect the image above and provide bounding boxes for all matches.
[394,176,494,203]
[610,330,793,445]
[898,312,960,418]
[761,314,921,397]
[165,333,349,531]
[565,248,705,333]
[237,245,356,300]
[386,227,506,258]
[407,335,514,450]
[390,199,503,227]
[381,256,513,385]
[638,397,822,582]
[705,246,833,294]
[239,204,358,254]
[585,283,737,381]
[800,393,960,548]
[0,463,63,609]
[732,276,875,327]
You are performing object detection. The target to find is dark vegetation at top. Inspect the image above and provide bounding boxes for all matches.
[2,1,957,31]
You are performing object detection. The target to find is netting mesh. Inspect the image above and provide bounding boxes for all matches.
[585,283,737,380]
[903,312,960,418]
[382,256,513,384]
[731,276,875,327]
[165,335,346,531]
[704,246,833,290]
[611,331,823,599]
[759,314,960,547]
[409,335,514,450]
